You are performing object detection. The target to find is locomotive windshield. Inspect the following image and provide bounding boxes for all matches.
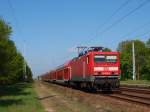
[94,55,117,63]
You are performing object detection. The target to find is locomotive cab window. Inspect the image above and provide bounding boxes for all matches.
[94,55,105,63]
[106,56,117,63]
[94,55,117,63]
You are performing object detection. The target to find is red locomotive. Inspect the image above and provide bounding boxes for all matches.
[41,47,120,91]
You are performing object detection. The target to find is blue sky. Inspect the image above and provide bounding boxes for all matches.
[1,0,150,77]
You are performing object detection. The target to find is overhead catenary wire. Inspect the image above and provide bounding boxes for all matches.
[94,0,131,34]
[129,29,150,40]
[7,0,22,34]
[86,0,150,45]
[7,0,25,52]
[72,0,134,55]
[120,21,150,39]
[34,2,150,71]
[80,0,132,46]
[98,0,150,35]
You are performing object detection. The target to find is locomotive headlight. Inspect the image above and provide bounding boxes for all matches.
[108,67,118,71]
[94,67,104,71]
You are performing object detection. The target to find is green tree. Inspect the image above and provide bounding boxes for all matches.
[117,40,149,80]
[146,38,150,47]
[0,19,33,85]
[0,19,12,39]
[26,65,33,82]
[103,47,111,52]
[140,38,150,80]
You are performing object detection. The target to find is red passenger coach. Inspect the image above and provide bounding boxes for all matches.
[41,47,120,91]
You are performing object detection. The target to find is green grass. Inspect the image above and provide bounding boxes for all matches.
[0,83,45,112]
[121,80,150,86]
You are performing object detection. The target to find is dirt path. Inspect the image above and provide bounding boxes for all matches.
[34,81,150,112]
[34,81,96,112]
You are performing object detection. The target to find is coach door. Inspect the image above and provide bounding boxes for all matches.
[64,68,70,81]
[83,61,86,79]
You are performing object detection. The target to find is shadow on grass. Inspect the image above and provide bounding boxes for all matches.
[0,99,23,106]
[0,83,31,107]
[0,83,31,96]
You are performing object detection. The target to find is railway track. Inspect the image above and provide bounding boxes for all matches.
[109,86,150,106]
[40,81,150,112]
[120,86,150,94]
[43,81,150,107]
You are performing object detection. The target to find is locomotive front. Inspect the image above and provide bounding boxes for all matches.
[91,52,120,90]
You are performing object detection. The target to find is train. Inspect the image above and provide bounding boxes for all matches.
[41,47,121,91]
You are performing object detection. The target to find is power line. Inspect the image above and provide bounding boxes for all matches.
[132,30,150,39]
[98,0,150,35]
[120,21,150,39]
[82,0,132,46]
[7,0,26,54]
[94,0,131,35]
[7,0,22,34]
[86,0,150,45]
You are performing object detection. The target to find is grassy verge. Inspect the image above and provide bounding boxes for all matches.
[121,80,150,86]
[0,82,45,112]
